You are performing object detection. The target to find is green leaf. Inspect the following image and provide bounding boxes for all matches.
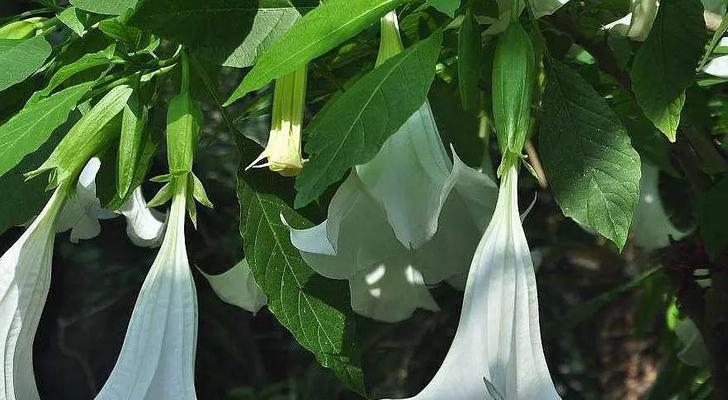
[294,31,443,208]
[630,0,706,141]
[0,36,52,92]
[226,0,407,104]
[237,140,365,395]
[28,85,133,186]
[458,9,481,112]
[69,0,137,16]
[427,0,460,17]
[117,90,147,197]
[698,177,728,259]
[0,82,93,178]
[129,0,302,68]
[58,6,88,36]
[29,47,116,104]
[540,60,641,249]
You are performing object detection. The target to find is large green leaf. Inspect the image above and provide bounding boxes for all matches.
[294,31,442,208]
[69,0,137,15]
[226,0,407,104]
[236,140,365,395]
[0,36,52,92]
[540,60,641,249]
[630,0,706,141]
[129,0,302,68]
[0,82,93,178]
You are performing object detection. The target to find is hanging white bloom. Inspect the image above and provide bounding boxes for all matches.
[55,157,117,243]
[288,104,498,322]
[200,259,267,314]
[631,163,689,250]
[385,164,560,400]
[117,187,167,248]
[96,177,197,400]
[0,184,68,400]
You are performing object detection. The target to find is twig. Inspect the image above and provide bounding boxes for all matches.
[525,139,548,188]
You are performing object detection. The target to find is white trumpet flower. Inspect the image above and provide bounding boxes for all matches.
[0,183,68,400]
[118,187,167,248]
[386,164,559,400]
[288,103,498,322]
[96,177,197,400]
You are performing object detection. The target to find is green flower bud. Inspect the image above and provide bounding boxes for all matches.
[376,11,404,67]
[492,22,535,164]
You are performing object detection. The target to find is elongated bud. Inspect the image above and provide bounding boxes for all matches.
[166,53,203,176]
[0,17,46,39]
[247,65,307,177]
[492,22,535,165]
[26,85,133,186]
[376,11,404,66]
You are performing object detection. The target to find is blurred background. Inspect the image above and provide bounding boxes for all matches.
[0,1,712,399]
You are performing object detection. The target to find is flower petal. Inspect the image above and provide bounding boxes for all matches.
[0,186,66,400]
[289,173,401,280]
[704,55,728,78]
[414,152,498,285]
[96,183,197,400]
[631,163,689,250]
[56,157,117,242]
[357,103,451,249]
[200,259,267,314]
[349,261,439,323]
[118,187,167,248]
[386,166,559,399]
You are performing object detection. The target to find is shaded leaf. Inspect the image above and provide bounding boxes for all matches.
[129,0,303,68]
[427,0,460,17]
[540,60,641,249]
[69,0,137,16]
[630,0,706,141]
[0,35,52,92]
[699,177,728,259]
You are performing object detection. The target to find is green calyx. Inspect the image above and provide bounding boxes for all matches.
[492,22,535,160]
[376,11,404,67]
